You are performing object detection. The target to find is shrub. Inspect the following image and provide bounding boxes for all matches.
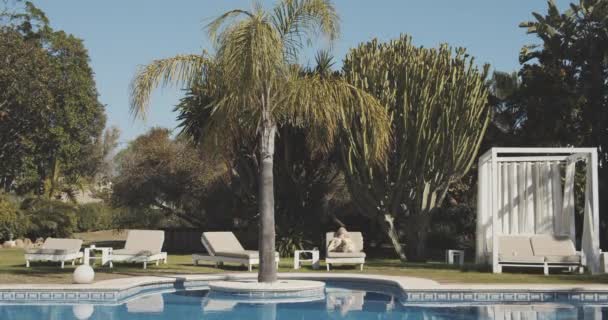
[76,203,114,232]
[276,228,313,257]
[426,204,476,258]
[0,194,29,241]
[21,198,77,238]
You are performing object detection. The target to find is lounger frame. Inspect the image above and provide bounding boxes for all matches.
[192,254,279,272]
[111,252,168,269]
[25,252,83,269]
[497,261,584,275]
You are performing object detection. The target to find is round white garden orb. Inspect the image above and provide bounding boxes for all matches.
[73,265,95,284]
[72,304,94,319]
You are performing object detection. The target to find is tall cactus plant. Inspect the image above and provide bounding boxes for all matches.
[342,35,490,261]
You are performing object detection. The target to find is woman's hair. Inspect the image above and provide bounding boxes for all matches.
[335,227,348,237]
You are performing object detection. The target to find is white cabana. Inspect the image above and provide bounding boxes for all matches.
[476,147,601,274]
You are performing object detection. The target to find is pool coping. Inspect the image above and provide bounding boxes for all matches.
[2,273,608,305]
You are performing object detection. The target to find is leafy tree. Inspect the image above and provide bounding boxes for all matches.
[0,27,53,192]
[341,35,490,261]
[129,0,390,282]
[111,128,225,227]
[519,0,608,245]
[0,2,106,197]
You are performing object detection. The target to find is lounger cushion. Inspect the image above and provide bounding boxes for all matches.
[214,250,279,259]
[112,249,156,256]
[25,248,75,255]
[545,255,581,264]
[26,238,83,255]
[202,232,245,256]
[327,251,366,259]
[124,230,164,254]
[531,235,576,257]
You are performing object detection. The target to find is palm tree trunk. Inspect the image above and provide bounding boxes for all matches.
[258,119,277,283]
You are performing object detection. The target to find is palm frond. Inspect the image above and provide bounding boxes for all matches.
[129,54,211,118]
[214,12,285,99]
[271,0,339,61]
[206,9,254,45]
[281,75,390,165]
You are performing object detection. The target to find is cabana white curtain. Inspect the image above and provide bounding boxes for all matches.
[476,148,600,274]
[492,161,572,237]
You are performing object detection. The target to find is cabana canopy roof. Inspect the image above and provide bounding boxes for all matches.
[476,147,600,274]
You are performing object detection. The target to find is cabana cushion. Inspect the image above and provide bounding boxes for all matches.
[530,235,576,257]
[545,255,581,264]
[498,235,542,263]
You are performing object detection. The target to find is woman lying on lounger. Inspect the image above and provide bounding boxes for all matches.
[327,227,355,253]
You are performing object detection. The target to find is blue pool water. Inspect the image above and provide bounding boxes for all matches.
[1,285,607,320]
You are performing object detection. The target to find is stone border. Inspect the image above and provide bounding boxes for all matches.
[2,273,608,305]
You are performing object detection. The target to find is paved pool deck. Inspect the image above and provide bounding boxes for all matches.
[2,273,608,304]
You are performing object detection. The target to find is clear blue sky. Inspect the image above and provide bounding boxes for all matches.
[32,0,570,144]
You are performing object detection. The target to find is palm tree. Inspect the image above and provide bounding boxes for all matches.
[130,0,390,283]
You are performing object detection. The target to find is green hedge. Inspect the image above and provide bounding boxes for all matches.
[0,195,29,241]
[20,198,77,239]
[76,203,115,232]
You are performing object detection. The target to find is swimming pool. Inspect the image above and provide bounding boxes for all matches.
[1,283,606,320]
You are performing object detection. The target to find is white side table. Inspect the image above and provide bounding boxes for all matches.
[83,246,113,267]
[446,249,465,265]
[294,250,320,270]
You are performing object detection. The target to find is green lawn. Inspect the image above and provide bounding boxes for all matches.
[2,248,608,285]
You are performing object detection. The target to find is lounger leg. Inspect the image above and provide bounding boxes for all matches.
[143,261,147,269]
[61,261,65,269]
[164,257,167,264]
[109,261,113,268]
[72,259,76,266]
[326,263,330,271]
[156,260,159,266]
[579,266,584,274]
[360,264,364,271]
[543,263,548,276]
[26,260,30,268]
[248,264,252,272]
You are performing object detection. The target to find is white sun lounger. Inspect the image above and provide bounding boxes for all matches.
[24,238,83,268]
[497,234,583,275]
[192,232,279,272]
[325,232,366,271]
[110,230,167,269]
